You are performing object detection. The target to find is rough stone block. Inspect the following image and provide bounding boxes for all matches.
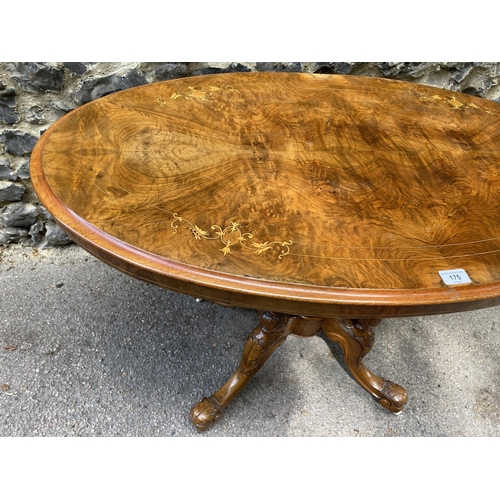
[45,220,72,245]
[0,226,28,244]
[26,106,46,124]
[74,69,148,105]
[0,202,39,227]
[255,62,302,72]
[0,181,25,201]
[0,130,38,155]
[0,87,16,104]
[50,100,74,113]
[6,62,65,93]
[0,104,20,124]
[0,159,16,181]
[17,159,30,180]
[153,63,189,81]
[189,62,253,76]
[376,62,437,79]
[28,220,44,243]
[63,62,89,75]
[312,62,357,75]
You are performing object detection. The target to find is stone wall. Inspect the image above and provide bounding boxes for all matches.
[1,62,500,247]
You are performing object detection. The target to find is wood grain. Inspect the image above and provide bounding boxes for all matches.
[30,72,500,317]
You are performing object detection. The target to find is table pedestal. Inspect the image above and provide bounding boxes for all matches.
[190,311,407,431]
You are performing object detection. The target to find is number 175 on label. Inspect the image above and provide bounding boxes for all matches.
[438,269,471,286]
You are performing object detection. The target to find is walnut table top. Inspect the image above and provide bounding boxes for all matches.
[31,72,500,318]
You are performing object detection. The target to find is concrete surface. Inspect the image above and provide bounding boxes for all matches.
[1,243,500,437]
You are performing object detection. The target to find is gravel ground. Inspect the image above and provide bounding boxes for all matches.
[1,243,500,437]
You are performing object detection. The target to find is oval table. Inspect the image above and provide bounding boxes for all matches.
[31,72,500,431]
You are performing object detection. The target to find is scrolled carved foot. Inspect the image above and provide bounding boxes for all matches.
[322,317,409,414]
[190,396,223,432]
[377,381,408,414]
[189,311,297,431]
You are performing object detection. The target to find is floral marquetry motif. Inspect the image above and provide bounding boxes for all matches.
[157,83,238,106]
[170,214,293,258]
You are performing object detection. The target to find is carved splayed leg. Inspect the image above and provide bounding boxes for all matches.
[321,318,407,413]
[190,311,298,431]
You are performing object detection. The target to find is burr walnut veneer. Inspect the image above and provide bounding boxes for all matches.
[31,72,500,430]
